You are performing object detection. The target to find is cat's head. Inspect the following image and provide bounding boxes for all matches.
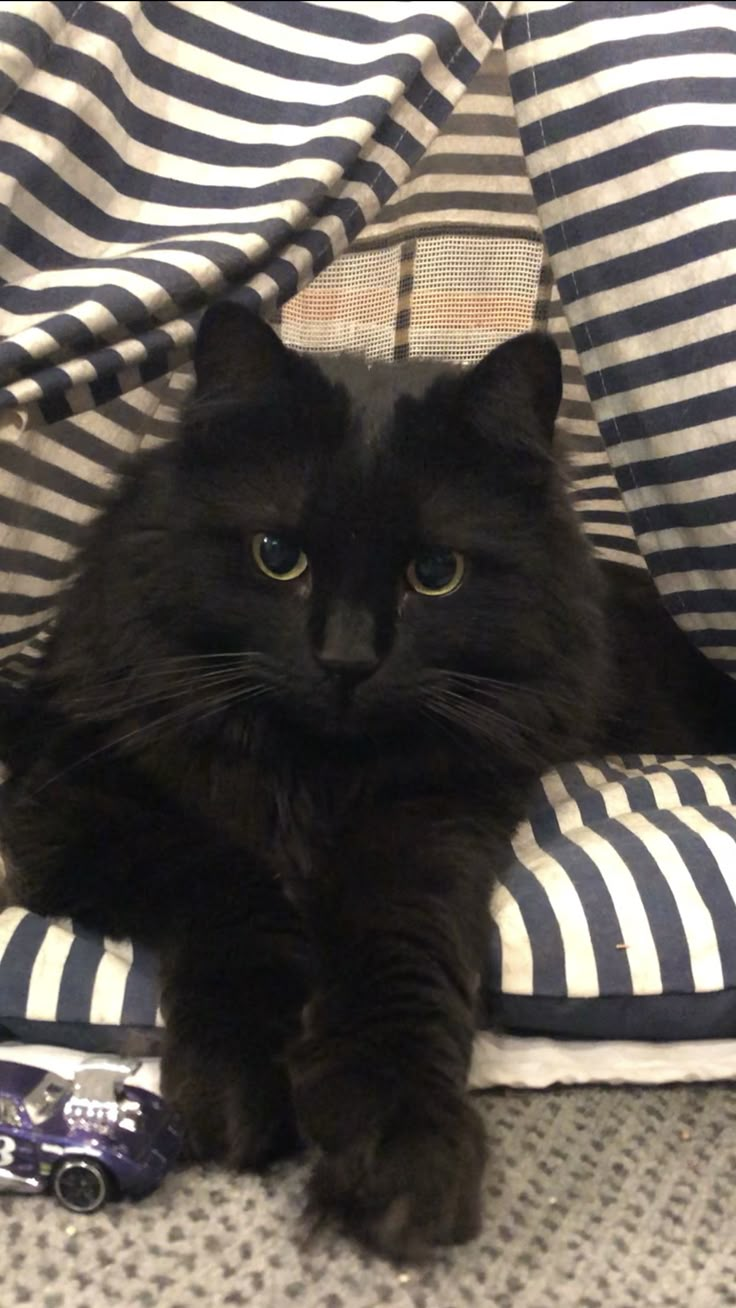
[64,303,605,766]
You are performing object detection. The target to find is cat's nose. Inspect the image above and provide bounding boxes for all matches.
[314,604,381,685]
[316,650,380,685]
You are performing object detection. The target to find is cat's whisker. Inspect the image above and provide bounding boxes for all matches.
[66,652,267,692]
[62,652,280,714]
[186,683,274,730]
[131,652,265,668]
[417,702,478,764]
[31,680,278,796]
[422,688,540,767]
[428,685,527,726]
[438,670,585,714]
[422,700,511,774]
[67,666,246,696]
[66,666,264,715]
[436,703,538,746]
[121,680,278,745]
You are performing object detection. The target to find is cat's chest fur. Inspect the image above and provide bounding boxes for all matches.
[137,718,480,908]
[141,730,371,893]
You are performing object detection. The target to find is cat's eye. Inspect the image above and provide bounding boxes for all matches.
[252,533,308,581]
[407,548,465,596]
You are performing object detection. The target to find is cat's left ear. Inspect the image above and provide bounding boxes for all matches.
[194,300,290,399]
[462,332,562,446]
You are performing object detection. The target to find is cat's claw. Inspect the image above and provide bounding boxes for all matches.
[292,1055,486,1260]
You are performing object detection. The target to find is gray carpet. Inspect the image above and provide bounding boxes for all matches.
[3,1083,736,1308]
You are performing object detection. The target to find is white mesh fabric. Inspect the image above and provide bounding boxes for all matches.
[280,246,402,360]
[409,233,543,363]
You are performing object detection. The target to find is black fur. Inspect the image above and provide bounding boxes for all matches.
[2,306,735,1259]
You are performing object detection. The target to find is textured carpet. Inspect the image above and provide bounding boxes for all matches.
[3,1083,736,1308]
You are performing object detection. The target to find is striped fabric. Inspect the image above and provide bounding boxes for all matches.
[1,2,736,1061]
[545,279,641,567]
[0,907,163,1049]
[0,0,504,417]
[505,0,736,671]
[0,26,638,672]
[0,0,504,668]
[493,755,736,1003]
[0,373,176,670]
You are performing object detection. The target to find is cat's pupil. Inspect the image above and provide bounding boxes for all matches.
[413,549,457,591]
[259,534,301,575]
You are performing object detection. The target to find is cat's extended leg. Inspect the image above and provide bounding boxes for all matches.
[1,746,312,1169]
[160,868,312,1170]
[289,804,497,1261]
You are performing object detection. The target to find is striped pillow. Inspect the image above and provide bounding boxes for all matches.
[0,908,163,1053]
[490,755,736,1042]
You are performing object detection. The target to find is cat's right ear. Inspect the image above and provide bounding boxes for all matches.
[462,332,562,446]
[193,301,290,400]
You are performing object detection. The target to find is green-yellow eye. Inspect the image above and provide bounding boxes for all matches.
[252,533,308,581]
[407,548,464,596]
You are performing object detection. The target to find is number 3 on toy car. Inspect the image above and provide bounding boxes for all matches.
[0,1135,16,1167]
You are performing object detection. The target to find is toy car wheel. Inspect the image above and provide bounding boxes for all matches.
[52,1159,110,1214]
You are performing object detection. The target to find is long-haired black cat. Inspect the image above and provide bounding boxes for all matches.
[1,304,734,1260]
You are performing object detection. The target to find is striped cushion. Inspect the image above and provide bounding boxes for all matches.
[0,910,162,1051]
[491,756,736,1041]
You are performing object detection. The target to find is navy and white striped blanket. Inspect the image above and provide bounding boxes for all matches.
[1,2,736,1070]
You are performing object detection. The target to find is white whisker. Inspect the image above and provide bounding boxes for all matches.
[31,679,277,797]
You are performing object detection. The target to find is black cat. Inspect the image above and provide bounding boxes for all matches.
[1,305,734,1260]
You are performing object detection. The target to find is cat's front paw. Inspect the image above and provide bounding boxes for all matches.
[292,1051,486,1260]
[162,1037,302,1171]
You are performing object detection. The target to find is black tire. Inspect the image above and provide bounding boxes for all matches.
[52,1158,110,1214]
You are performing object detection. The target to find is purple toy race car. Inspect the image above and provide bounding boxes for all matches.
[0,1051,181,1213]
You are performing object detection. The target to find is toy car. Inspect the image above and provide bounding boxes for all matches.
[0,1050,181,1213]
